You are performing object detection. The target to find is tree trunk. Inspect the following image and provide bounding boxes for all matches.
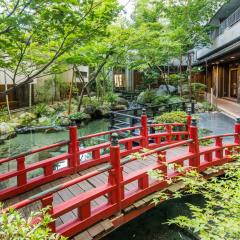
[156,65,170,94]
[179,55,183,97]
[77,54,110,111]
[187,53,193,101]
[67,68,75,114]
[73,64,91,97]
[4,70,11,119]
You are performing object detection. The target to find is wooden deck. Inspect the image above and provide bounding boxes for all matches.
[3,146,187,239]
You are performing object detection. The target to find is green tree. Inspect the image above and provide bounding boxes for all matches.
[0,0,120,97]
[65,24,131,111]
[130,0,227,98]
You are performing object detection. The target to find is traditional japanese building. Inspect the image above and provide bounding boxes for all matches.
[193,0,240,103]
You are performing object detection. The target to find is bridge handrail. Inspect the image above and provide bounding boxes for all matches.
[148,123,186,128]
[0,140,70,164]
[198,133,238,141]
[114,101,192,113]
[78,126,142,141]
[109,111,141,120]
[4,163,113,211]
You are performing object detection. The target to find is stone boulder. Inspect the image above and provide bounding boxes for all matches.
[0,122,15,136]
[111,105,128,111]
[38,116,52,126]
[19,112,37,125]
[156,85,176,96]
[136,91,145,104]
[116,97,129,107]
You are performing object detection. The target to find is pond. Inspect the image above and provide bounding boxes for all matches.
[0,119,110,158]
[198,112,235,136]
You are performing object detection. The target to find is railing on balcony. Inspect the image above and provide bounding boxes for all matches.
[211,6,240,39]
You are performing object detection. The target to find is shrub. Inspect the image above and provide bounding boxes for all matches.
[137,90,156,104]
[33,103,49,117]
[0,107,9,123]
[82,96,101,108]
[153,95,170,105]
[0,203,66,240]
[201,101,217,112]
[68,112,88,121]
[155,111,187,124]
[103,92,118,105]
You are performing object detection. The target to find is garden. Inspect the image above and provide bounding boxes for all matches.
[0,0,237,240]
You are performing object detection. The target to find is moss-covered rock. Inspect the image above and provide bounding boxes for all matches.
[0,122,15,136]
[19,112,37,125]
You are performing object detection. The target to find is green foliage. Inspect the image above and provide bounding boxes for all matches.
[0,107,9,123]
[33,103,49,118]
[0,0,120,96]
[201,101,217,112]
[149,149,240,240]
[191,83,207,101]
[0,203,66,240]
[137,90,156,104]
[68,112,88,121]
[82,96,102,109]
[103,92,118,106]
[142,69,160,87]
[153,95,171,105]
[155,111,187,124]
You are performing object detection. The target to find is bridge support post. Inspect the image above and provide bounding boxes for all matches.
[166,125,172,142]
[182,102,186,112]
[110,112,115,129]
[157,151,167,176]
[234,118,240,144]
[189,119,200,168]
[69,123,79,170]
[17,157,27,186]
[191,102,195,114]
[108,133,124,212]
[186,110,192,134]
[140,109,148,148]
[215,137,223,159]
[41,195,55,232]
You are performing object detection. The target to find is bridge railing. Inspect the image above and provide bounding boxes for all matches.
[0,110,191,201]
[110,101,195,130]
[6,119,240,238]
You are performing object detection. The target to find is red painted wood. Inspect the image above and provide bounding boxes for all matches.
[42,195,55,232]
[235,123,240,144]
[17,157,27,186]
[140,114,148,147]
[189,124,200,167]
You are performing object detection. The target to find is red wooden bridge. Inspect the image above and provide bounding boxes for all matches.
[1,111,240,239]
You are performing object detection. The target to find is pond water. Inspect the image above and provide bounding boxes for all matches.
[198,112,235,136]
[0,119,110,158]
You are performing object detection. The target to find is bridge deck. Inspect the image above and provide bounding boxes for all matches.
[3,146,187,238]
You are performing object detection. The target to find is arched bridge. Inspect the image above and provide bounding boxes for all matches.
[1,112,240,239]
